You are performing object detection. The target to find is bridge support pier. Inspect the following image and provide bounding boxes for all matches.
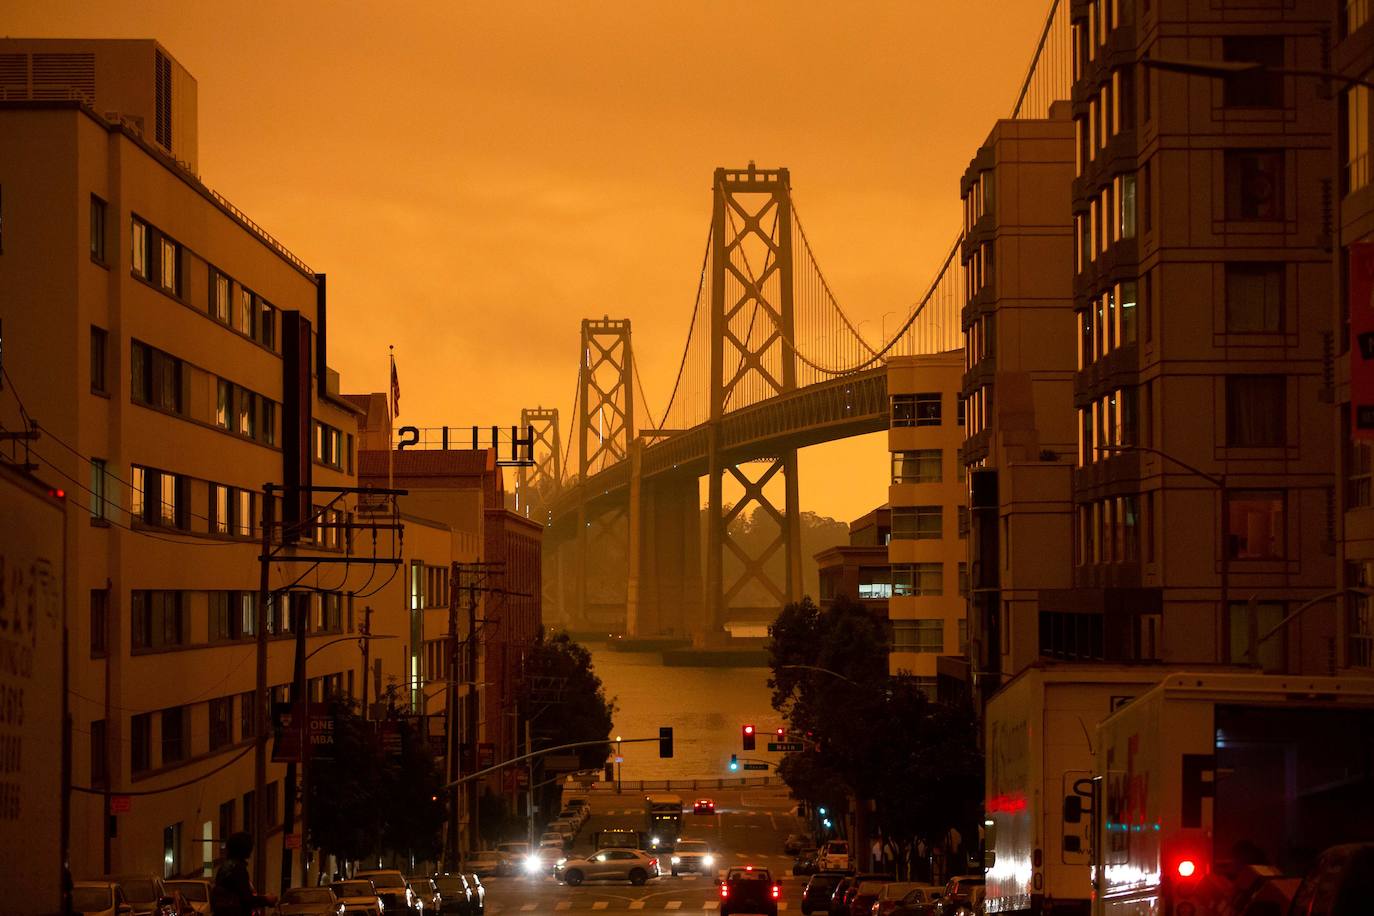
[627,452,703,639]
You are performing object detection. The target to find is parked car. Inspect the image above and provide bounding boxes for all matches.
[931,889,982,916]
[355,870,418,916]
[555,848,660,886]
[464,851,503,878]
[941,876,984,900]
[1289,844,1374,916]
[462,874,484,916]
[529,844,566,875]
[558,808,585,829]
[278,887,344,916]
[784,833,813,855]
[548,819,577,842]
[72,881,131,916]
[669,839,716,876]
[817,840,850,871]
[801,873,846,915]
[432,875,475,916]
[830,875,891,916]
[496,842,530,876]
[693,798,716,814]
[328,880,383,916]
[719,866,780,916]
[103,876,176,916]
[564,796,592,819]
[888,886,943,916]
[793,848,820,876]
[163,881,210,916]
[848,880,892,916]
[405,878,442,915]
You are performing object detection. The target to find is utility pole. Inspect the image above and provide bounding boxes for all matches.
[280,599,309,891]
[445,562,462,871]
[253,485,274,891]
[466,572,480,865]
[360,605,373,721]
[525,718,535,850]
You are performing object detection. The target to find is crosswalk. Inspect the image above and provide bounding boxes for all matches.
[487,903,791,913]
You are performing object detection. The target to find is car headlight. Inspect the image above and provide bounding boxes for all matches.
[703,855,715,866]
[524,855,543,873]
[557,858,567,867]
[671,857,681,865]
[651,836,660,846]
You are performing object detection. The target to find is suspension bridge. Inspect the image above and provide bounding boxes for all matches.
[498,2,1076,641]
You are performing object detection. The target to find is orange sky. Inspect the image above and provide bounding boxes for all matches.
[9,0,1052,522]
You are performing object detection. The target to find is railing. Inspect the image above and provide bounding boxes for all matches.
[587,776,777,791]
[209,189,316,276]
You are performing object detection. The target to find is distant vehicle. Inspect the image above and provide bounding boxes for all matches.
[556,848,661,886]
[278,887,344,916]
[405,878,441,916]
[163,882,210,916]
[594,827,643,850]
[72,881,131,916]
[432,875,477,916]
[829,875,891,916]
[931,887,981,916]
[670,839,716,876]
[548,819,577,842]
[328,881,382,916]
[793,848,820,876]
[495,842,530,875]
[558,808,585,828]
[102,876,176,916]
[693,798,716,815]
[644,794,684,850]
[1084,674,1374,916]
[719,866,780,916]
[564,796,591,818]
[870,884,932,916]
[464,852,503,879]
[817,840,850,871]
[849,881,893,916]
[939,877,982,900]
[527,845,566,875]
[354,870,418,916]
[496,841,531,858]
[784,833,813,855]
[801,873,846,915]
[541,831,568,849]
[885,885,943,916]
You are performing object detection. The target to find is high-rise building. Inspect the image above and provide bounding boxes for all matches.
[814,505,891,613]
[887,352,968,687]
[1060,0,1336,674]
[958,104,1079,701]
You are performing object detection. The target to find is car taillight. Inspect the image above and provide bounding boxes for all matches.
[772,886,780,899]
[720,886,729,899]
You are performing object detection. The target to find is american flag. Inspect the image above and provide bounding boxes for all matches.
[389,351,400,419]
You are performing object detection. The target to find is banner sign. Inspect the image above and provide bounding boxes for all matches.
[1351,243,1374,439]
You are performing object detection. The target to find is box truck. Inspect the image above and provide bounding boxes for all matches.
[983,664,1165,915]
[1086,673,1374,916]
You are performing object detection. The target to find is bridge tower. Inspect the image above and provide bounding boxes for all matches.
[705,164,805,635]
[575,318,635,629]
[519,406,564,622]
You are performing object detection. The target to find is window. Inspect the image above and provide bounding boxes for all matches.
[1142,159,1152,232]
[892,562,942,597]
[131,465,187,529]
[1039,611,1105,661]
[892,450,942,484]
[211,271,232,323]
[857,568,892,600]
[90,458,108,521]
[1347,431,1374,509]
[892,619,944,653]
[209,697,233,751]
[258,301,277,349]
[1347,85,1371,194]
[131,713,152,774]
[237,387,256,438]
[1118,173,1137,239]
[1350,0,1372,36]
[261,400,277,447]
[161,706,188,765]
[958,562,969,597]
[1228,601,1285,672]
[892,393,941,426]
[89,195,108,262]
[159,236,180,295]
[1227,490,1285,560]
[90,719,108,787]
[239,692,256,740]
[131,217,150,278]
[1222,36,1283,109]
[90,326,108,395]
[1226,263,1283,333]
[1119,281,1138,344]
[315,422,344,467]
[130,341,183,414]
[131,589,186,651]
[958,505,969,539]
[891,506,942,540]
[1226,375,1286,446]
[163,822,182,879]
[90,587,108,656]
[1225,150,1284,220]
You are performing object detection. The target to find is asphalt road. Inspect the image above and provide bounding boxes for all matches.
[480,785,809,915]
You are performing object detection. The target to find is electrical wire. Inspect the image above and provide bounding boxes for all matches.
[71,743,256,796]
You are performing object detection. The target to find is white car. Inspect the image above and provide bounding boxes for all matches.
[669,839,716,876]
[818,840,850,871]
[164,881,211,916]
[71,881,129,916]
[328,881,382,916]
[548,819,577,841]
[540,831,567,849]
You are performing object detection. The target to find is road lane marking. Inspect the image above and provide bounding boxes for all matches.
[593,902,609,910]
[665,902,681,910]
[628,903,645,910]
[521,905,536,912]
[556,903,571,911]
[702,903,719,911]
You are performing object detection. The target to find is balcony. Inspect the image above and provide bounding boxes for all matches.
[961,357,996,400]
[1073,341,1138,404]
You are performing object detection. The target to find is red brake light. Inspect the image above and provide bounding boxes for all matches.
[1176,859,1197,878]
[772,885,780,899]
[720,886,729,899]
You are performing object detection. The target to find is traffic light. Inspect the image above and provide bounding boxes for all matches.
[742,724,756,751]
[775,727,786,738]
[729,754,739,772]
[817,806,827,816]
[659,726,674,758]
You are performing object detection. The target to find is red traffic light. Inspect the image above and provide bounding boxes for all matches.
[743,724,754,735]
[1176,859,1197,878]
[775,727,786,738]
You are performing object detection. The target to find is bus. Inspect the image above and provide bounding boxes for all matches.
[593,826,643,850]
[643,794,684,850]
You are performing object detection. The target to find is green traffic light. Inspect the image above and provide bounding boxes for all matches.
[729,754,739,771]
[818,806,827,816]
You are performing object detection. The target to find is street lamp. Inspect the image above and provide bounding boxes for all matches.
[1142,55,1374,92]
[777,663,862,686]
[1249,586,1374,667]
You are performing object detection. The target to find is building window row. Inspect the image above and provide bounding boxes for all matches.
[216,378,278,446]
[1074,0,1135,80]
[1077,387,1138,466]
[1076,68,1136,175]
[966,385,993,439]
[315,421,350,470]
[1075,173,1136,270]
[131,215,183,298]
[1076,493,1143,567]
[892,449,944,485]
[892,562,943,597]
[966,240,993,302]
[210,268,278,349]
[211,483,257,538]
[892,392,942,427]
[967,312,996,370]
[963,169,994,232]
[891,505,943,540]
[891,619,945,653]
[131,339,185,415]
[131,464,189,530]
[425,564,451,609]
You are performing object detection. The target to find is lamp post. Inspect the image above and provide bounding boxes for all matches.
[1250,586,1374,667]
[1097,444,1228,658]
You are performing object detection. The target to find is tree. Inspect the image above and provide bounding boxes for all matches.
[767,596,983,871]
[380,718,447,867]
[520,629,616,822]
[307,699,386,866]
